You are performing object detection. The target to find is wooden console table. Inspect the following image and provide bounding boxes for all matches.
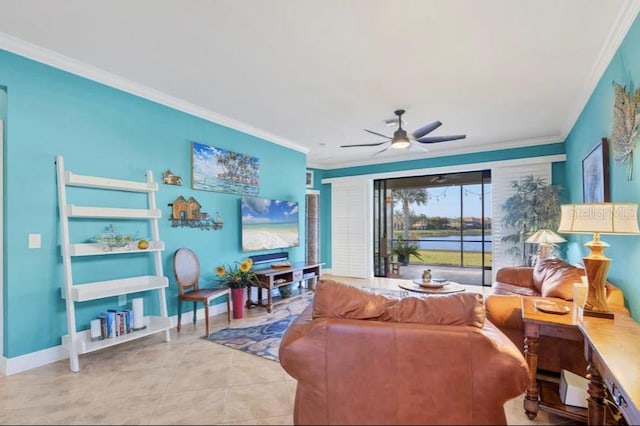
[246,262,322,313]
[579,313,640,425]
[521,297,587,422]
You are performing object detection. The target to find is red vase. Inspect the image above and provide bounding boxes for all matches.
[231,288,245,319]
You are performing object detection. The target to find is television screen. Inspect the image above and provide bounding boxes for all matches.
[241,196,300,252]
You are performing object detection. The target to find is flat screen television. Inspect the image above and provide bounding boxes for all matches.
[241,196,300,252]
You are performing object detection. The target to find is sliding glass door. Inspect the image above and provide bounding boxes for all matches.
[373,170,492,286]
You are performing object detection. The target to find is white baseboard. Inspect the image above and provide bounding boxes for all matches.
[1,303,228,376]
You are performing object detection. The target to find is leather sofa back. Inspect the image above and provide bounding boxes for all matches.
[280,279,529,425]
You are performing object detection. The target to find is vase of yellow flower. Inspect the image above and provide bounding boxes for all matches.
[215,258,258,319]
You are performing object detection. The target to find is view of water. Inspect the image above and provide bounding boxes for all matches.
[407,235,492,252]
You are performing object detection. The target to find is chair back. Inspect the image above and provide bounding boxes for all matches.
[173,248,200,295]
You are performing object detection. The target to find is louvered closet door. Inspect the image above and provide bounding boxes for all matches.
[331,179,370,278]
[491,162,552,277]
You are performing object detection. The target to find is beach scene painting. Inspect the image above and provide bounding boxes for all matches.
[191,141,259,195]
[241,196,299,252]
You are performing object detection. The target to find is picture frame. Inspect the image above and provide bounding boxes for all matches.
[191,141,260,196]
[582,138,610,203]
[306,170,314,188]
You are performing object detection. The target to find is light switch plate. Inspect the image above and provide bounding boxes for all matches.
[28,233,41,249]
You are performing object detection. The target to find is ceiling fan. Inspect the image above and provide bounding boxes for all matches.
[340,109,466,155]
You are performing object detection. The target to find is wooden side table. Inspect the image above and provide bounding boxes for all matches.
[521,297,586,421]
[579,313,640,425]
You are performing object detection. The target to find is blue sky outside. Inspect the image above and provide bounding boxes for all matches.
[406,185,492,218]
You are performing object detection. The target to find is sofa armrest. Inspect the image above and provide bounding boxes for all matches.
[495,267,535,289]
[485,294,524,331]
[605,282,629,314]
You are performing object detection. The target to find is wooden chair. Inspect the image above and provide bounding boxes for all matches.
[173,248,231,336]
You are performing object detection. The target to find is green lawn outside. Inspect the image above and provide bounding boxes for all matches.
[403,249,492,268]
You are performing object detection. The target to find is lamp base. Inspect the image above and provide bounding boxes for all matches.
[582,307,615,320]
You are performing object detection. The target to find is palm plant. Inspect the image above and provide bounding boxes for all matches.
[501,175,562,265]
[393,189,428,240]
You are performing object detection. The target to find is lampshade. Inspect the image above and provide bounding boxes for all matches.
[525,229,567,245]
[558,203,640,235]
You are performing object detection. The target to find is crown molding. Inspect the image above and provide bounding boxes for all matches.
[309,135,562,170]
[0,32,309,155]
[560,0,640,138]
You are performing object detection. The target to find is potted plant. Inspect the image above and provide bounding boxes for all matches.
[215,258,258,319]
[501,175,562,265]
[392,239,423,266]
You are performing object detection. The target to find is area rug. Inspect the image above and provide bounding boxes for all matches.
[206,293,314,362]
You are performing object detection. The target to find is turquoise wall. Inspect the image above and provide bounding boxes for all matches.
[564,14,640,319]
[0,50,307,358]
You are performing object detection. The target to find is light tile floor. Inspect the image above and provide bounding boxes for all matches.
[0,274,583,425]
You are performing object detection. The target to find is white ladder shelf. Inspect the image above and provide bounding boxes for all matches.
[55,155,171,372]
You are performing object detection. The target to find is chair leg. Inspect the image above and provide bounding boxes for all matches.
[177,299,182,332]
[204,302,210,337]
[192,301,197,325]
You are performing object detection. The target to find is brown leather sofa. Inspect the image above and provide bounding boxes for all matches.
[485,257,627,374]
[279,278,529,425]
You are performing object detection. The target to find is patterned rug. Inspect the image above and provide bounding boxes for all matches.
[206,293,314,362]
[206,286,405,362]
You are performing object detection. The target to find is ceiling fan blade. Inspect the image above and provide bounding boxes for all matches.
[372,144,392,156]
[340,140,390,147]
[364,129,393,139]
[415,134,466,144]
[411,121,442,139]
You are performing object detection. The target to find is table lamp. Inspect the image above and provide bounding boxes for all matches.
[525,229,566,258]
[557,203,639,319]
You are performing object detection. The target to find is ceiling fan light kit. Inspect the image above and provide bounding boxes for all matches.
[340,109,466,154]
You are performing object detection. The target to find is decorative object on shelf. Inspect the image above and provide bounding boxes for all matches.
[391,239,423,266]
[92,224,134,251]
[582,138,610,202]
[191,141,259,195]
[558,203,640,319]
[501,175,562,265]
[168,195,223,230]
[279,283,293,299]
[525,229,566,261]
[137,239,150,250]
[611,81,640,180]
[162,169,182,185]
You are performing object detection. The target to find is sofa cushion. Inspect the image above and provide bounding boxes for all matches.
[312,278,396,320]
[312,278,485,327]
[533,258,584,300]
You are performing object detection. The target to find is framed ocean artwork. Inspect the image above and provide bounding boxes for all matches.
[191,141,260,195]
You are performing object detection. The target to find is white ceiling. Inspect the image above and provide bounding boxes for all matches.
[1,0,639,169]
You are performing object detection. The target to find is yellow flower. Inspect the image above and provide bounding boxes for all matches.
[215,265,226,277]
[239,259,252,273]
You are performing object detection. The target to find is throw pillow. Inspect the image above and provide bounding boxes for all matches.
[534,257,584,300]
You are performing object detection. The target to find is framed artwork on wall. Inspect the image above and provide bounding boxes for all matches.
[191,141,260,195]
[582,138,610,203]
[306,170,314,188]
